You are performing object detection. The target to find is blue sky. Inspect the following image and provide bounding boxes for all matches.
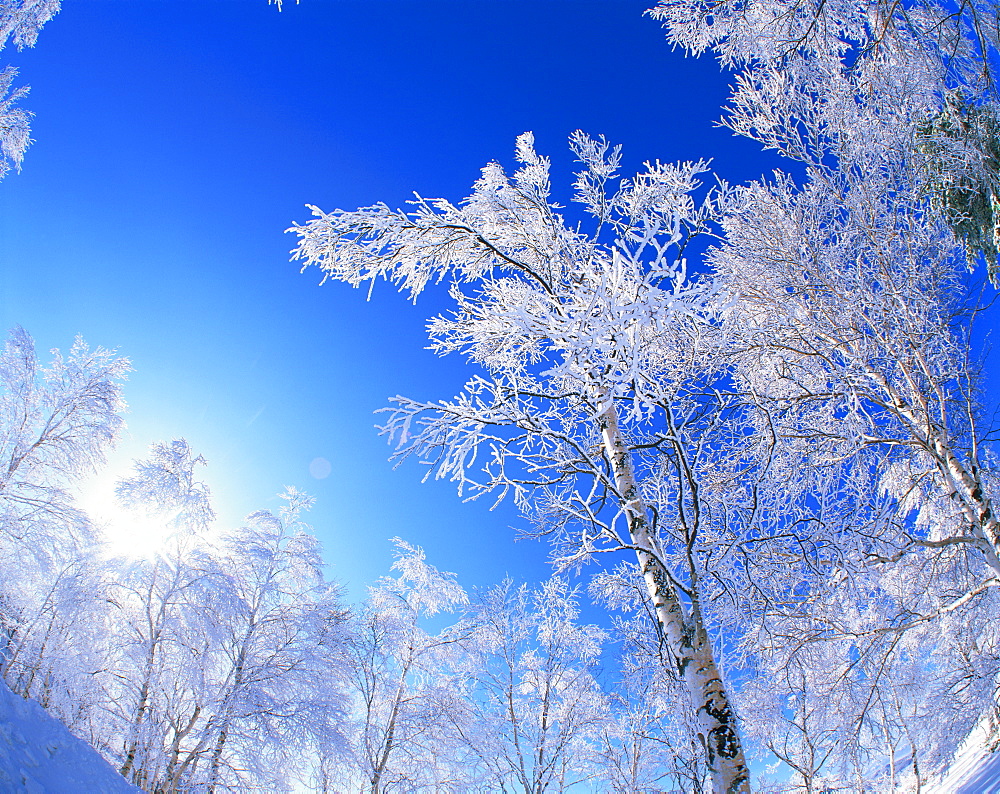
[0,0,787,601]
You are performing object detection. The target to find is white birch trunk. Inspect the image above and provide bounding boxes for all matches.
[598,401,751,794]
[932,439,1000,578]
[889,391,1000,578]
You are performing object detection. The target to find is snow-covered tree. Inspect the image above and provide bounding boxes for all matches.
[94,443,349,793]
[0,326,128,556]
[196,488,349,793]
[0,1,61,177]
[596,666,708,793]
[646,0,1000,779]
[448,577,608,792]
[708,52,1000,617]
[649,0,996,105]
[653,0,1000,282]
[290,132,755,791]
[593,563,715,792]
[0,327,127,733]
[327,539,470,792]
[99,441,220,790]
[0,547,111,737]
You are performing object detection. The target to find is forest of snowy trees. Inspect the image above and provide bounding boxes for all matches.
[3,0,1000,791]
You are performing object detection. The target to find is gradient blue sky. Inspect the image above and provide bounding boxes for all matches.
[1,0,790,600]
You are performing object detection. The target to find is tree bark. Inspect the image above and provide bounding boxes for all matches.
[120,636,159,781]
[931,438,1000,577]
[599,401,751,794]
[207,641,250,794]
[370,656,412,793]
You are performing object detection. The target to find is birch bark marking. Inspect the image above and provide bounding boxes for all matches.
[887,391,1000,578]
[120,630,160,780]
[598,399,751,794]
[933,440,1000,578]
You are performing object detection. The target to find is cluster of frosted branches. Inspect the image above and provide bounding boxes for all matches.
[288,0,1000,781]
[0,1,60,177]
[0,433,351,792]
[317,544,711,792]
[0,330,718,791]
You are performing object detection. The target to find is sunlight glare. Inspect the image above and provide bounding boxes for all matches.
[77,477,177,560]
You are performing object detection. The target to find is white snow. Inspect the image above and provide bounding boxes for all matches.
[0,678,138,793]
[926,718,1000,794]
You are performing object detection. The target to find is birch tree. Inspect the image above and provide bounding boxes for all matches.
[290,133,755,792]
[592,563,718,793]
[0,327,127,734]
[328,539,470,792]
[706,65,1000,616]
[99,441,219,790]
[0,0,60,177]
[648,0,1000,774]
[448,577,608,792]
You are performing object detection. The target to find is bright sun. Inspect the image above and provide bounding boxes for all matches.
[76,477,175,560]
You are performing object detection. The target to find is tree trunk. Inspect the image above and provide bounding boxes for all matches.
[206,726,229,794]
[207,643,249,794]
[370,657,412,793]
[120,580,173,785]
[120,640,158,781]
[931,438,1000,576]
[160,704,201,793]
[599,401,751,794]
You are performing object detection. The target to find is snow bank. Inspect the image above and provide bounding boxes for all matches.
[926,717,1000,794]
[0,678,138,793]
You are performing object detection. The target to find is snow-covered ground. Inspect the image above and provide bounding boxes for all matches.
[0,678,138,793]
[926,718,1000,794]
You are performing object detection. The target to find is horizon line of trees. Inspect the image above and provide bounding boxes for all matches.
[0,312,996,792]
[0,331,716,791]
